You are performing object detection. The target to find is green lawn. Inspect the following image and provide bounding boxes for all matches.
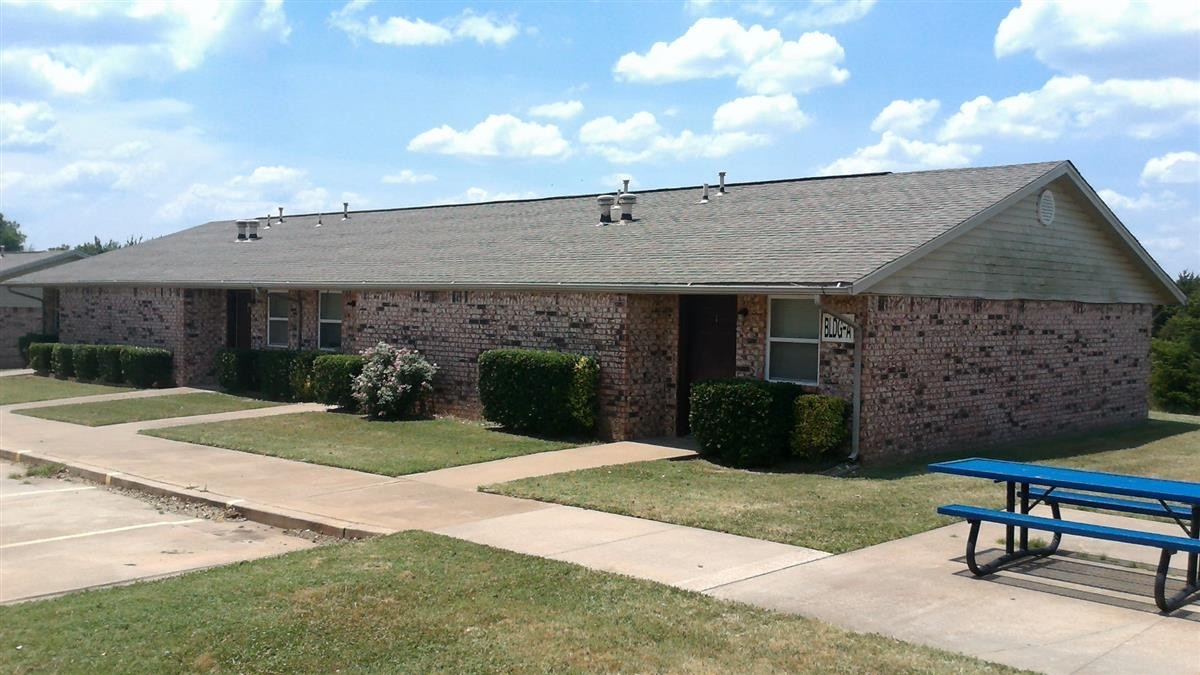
[143,412,583,475]
[16,392,281,426]
[0,531,1019,674]
[0,375,129,405]
[486,413,1200,554]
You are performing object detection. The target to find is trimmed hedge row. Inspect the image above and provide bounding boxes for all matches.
[17,332,57,364]
[313,354,364,409]
[214,348,363,407]
[477,348,599,437]
[26,342,172,387]
[689,379,849,468]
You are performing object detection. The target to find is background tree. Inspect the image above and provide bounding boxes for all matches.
[74,235,142,255]
[0,213,26,252]
[1153,270,1199,335]
[1150,274,1199,413]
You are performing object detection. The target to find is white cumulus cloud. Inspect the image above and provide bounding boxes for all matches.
[1141,151,1200,185]
[408,114,570,158]
[0,2,291,95]
[331,2,519,46]
[613,18,848,95]
[528,100,584,120]
[996,0,1200,78]
[579,112,662,145]
[939,76,1200,142]
[1098,188,1184,212]
[783,0,876,29]
[0,101,58,149]
[819,131,980,175]
[871,98,941,135]
[382,169,437,184]
[713,94,810,131]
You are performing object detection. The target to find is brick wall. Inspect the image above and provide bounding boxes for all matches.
[58,287,226,385]
[735,295,766,379]
[338,288,638,437]
[0,306,43,368]
[625,294,678,437]
[857,296,1151,462]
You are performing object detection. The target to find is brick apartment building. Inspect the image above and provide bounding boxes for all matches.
[6,161,1184,462]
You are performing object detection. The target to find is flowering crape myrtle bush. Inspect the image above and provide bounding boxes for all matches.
[352,342,438,419]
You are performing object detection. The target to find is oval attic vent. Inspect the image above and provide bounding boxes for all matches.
[1037,189,1056,226]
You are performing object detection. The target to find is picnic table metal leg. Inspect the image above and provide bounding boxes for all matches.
[1190,506,1199,587]
[1019,481,1030,550]
[1005,481,1015,555]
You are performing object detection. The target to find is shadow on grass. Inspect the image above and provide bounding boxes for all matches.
[692,416,1200,480]
[864,417,1200,480]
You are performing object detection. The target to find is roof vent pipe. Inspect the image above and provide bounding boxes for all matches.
[700,183,709,203]
[597,194,615,226]
[248,220,260,240]
[618,192,636,222]
[277,206,284,224]
[263,212,271,230]
[235,220,250,242]
[342,202,350,220]
[316,213,323,228]
[622,178,630,194]
[718,171,727,194]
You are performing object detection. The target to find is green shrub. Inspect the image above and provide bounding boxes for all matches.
[73,344,100,381]
[215,349,258,393]
[120,346,173,388]
[352,342,438,420]
[288,351,322,402]
[791,394,849,459]
[477,348,599,437]
[51,343,75,379]
[256,350,299,400]
[313,354,363,410]
[27,343,54,374]
[18,333,57,363]
[689,379,804,468]
[97,345,125,384]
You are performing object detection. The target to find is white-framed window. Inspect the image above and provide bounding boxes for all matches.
[267,292,289,348]
[766,297,820,384]
[318,291,343,351]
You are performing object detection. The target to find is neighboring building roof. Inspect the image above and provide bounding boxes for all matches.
[5,161,1184,302]
[0,250,88,282]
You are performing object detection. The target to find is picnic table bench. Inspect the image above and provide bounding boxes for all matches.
[928,458,1200,612]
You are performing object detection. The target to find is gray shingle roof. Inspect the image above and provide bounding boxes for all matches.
[8,162,1065,290]
[0,250,87,282]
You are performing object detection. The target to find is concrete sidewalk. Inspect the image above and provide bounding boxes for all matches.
[1,387,1196,673]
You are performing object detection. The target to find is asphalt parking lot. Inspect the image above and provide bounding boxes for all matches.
[0,459,321,603]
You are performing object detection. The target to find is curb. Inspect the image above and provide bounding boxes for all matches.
[0,448,393,540]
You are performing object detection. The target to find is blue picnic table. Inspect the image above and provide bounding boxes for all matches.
[928,458,1200,612]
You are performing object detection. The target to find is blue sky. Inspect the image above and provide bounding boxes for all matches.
[1,0,1197,276]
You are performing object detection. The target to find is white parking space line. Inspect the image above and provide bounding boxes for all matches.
[1,519,204,549]
[1,486,98,498]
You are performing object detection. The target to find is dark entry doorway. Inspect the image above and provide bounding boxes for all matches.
[677,295,737,434]
[226,290,252,349]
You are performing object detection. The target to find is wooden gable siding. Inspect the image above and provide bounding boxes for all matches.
[871,176,1169,303]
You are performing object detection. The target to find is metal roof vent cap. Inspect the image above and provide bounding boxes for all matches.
[277,206,284,225]
[262,212,271,230]
[618,192,637,222]
[597,194,615,226]
[699,183,709,204]
[718,171,727,195]
[342,202,350,220]
[1037,189,1055,226]
[235,220,253,242]
[621,178,631,194]
[248,219,260,240]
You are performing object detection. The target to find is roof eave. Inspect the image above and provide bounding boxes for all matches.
[11,279,858,296]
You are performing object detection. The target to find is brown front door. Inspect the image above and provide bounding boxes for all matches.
[226,290,252,349]
[677,295,737,434]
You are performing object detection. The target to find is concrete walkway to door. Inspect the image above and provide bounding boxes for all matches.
[1,381,1196,673]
